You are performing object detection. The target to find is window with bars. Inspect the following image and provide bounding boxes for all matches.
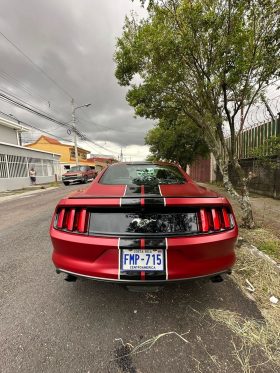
[0,154,9,178]
[0,153,59,178]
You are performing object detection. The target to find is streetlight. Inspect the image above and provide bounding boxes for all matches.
[71,101,91,165]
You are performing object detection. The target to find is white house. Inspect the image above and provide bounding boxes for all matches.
[0,116,61,192]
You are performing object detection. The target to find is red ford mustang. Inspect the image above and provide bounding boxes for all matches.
[50,162,238,285]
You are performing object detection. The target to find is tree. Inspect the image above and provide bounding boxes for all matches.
[145,118,209,169]
[115,0,280,227]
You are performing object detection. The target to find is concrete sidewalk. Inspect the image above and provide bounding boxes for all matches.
[0,185,59,203]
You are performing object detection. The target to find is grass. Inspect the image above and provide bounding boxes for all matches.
[209,243,280,371]
[233,244,280,311]
[209,309,280,371]
[259,240,279,258]
[239,227,280,262]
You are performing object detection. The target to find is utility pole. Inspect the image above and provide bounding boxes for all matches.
[71,99,91,166]
[71,99,79,166]
[120,147,123,162]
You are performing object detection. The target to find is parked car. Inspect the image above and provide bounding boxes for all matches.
[50,162,238,286]
[62,165,97,185]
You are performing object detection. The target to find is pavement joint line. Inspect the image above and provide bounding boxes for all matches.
[0,187,59,203]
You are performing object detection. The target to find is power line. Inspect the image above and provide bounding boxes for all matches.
[0,110,71,143]
[0,92,121,155]
[0,87,66,126]
[0,91,71,129]
[0,30,73,100]
[0,69,51,107]
[0,97,120,155]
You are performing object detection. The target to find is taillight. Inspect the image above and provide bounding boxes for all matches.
[56,208,65,229]
[199,207,234,233]
[77,209,88,233]
[67,208,76,231]
[55,207,89,234]
[200,209,209,232]
[222,208,231,229]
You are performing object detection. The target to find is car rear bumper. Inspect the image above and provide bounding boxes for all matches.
[55,267,232,284]
[50,227,238,282]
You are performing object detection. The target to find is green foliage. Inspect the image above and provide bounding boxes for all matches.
[145,118,209,168]
[259,240,280,260]
[115,0,280,162]
[250,135,280,169]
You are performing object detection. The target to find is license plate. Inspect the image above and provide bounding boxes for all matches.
[121,249,164,271]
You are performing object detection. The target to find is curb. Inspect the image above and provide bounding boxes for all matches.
[0,187,59,203]
[237,236,280,272]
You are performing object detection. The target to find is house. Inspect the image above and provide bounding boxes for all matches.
[25,135,96,175]
[0,116,60,192]
[88,155,118,170]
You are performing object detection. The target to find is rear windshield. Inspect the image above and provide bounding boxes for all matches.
[100,164,186,185]
[69,166,87,172]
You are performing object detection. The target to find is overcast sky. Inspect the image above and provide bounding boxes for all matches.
[0,0,153,160]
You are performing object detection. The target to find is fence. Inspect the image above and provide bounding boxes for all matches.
[0,154,59,179]
[225,118,280,160]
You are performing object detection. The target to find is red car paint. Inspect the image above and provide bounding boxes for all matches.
[50,162,238,283]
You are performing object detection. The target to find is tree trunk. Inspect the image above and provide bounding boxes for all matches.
[218,159,255,228]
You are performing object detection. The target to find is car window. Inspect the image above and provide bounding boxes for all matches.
[100,164,186,185]
[69,166,87,172]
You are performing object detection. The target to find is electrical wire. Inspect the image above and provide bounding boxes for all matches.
[0,30,73,100]
[0,110,71,143]
[0,88,68,125]
[0,91,71,128]
[0,92,123,156]
[0,69,51,107]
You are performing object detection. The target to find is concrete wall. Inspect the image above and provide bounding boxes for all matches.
[0,143,60,192]
[216,158,280,199]
[0,175,57,192]
[0,125,18,145]
[240,158,280,199]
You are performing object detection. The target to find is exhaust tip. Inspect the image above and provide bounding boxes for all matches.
[65,274,77,282]
[211,275,224,283]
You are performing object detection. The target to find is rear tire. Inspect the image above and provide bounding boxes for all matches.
[82,176,88,184]
[63,182,70,186]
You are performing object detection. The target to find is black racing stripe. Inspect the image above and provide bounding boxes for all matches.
[125,185,141,196]
[121,198,141,206]
[144,185,164,206]
[120,272,141,281]
[145,238,166,249]
[144,184,161,196]
[119,238,141,249]
[144,198,165,205]
[144,272,166,281]
[144,238,167,281]
[121,185,142,207]
[119,238,141,280]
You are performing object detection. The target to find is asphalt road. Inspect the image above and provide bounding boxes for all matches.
[0,185,272,373]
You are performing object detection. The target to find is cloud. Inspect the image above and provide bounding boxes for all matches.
[0,0,153,160]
